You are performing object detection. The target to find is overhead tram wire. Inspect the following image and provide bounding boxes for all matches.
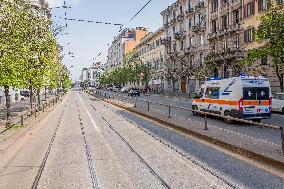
[129,0,152,22]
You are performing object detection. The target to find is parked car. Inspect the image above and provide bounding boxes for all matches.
[128,88,140,96]
[121,86,129,93]
[113,86,122,92]
[106,85,113,91]
[272,93,284,114]
[20,90,30,100]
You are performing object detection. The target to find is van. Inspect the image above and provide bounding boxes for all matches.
[192,76,272,123]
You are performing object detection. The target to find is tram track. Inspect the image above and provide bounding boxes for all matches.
[90,103,172,189]
[88,97,239,189]
[31,102,68,189]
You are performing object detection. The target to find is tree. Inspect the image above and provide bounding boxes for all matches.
[242,3,284,91]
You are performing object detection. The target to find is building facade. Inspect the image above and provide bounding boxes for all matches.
[161,0,209,96]
[242,0,284,92]
[80,63,105,86]
[106,27,149,70]
[206,0,244,78]
[134,28,165,92]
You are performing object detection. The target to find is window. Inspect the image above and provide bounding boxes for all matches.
[189,18,192,29]
[180,22,184,32]
[200,52,204,65]
[212,0,218,11]
[173,26,176,34]
[180,41,184,50]
[243,87,269,100]
[180,5,183,14]
[223,40,228,50]
[222,15,228,29]
[244,28,254,43]
[245,1,255,18]
[173,10,176,19]
[189,36,193,47]
[200,34,204,45]
[232,9,240,25]
[223,0,229,4]
[234,36,240,49]
[188,0,193,9]
[212,19,217,32]
[261,56,268,65]
[205,87,220,99]
[258,0,267,12]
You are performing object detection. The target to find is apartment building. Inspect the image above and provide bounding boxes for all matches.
[206,0,244,78]
[80,63,104,86]
[242,0,284,92]
[161,0,208,95]
[134,28,165,92]
[106,27,149,70]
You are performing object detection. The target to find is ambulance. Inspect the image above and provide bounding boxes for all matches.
[192,75,272,123]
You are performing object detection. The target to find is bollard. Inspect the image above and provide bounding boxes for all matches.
[147,101,150,111]
[168,106,171,118]
[281,127,284,154]
[43,104,45,112]
[21,115,24,127]
[105,93,107,97]
[134,98,137,107]
[125,96,127,102]
[35,109,37,118]
[204,113,208,130]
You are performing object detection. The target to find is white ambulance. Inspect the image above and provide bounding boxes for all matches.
[192,76,272,123]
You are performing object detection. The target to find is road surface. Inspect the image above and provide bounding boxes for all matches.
[0,90,283,189]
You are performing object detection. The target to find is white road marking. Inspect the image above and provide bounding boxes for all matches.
[78,94,100,132]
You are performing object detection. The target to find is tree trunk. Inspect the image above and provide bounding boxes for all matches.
[37,89,41,108]
[29,84,33,110]
[275,64,284,92]
[4,85,10,128]
[44,86,47,101]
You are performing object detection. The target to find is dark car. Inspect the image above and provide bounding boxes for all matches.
[128,88,140,96]
[20,90,30,97]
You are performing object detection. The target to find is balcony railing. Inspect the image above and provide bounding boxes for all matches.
[170,18,176,25]
[186,8,194,15]
[192,22,206,32]
[208,31,218,40]
[228,23,241,33]
[195,2,205,11]
[177,14,184,22]
[174,31,186,40]
[232,0,242,9]
[205,48,244,63]
[161,37,171,46]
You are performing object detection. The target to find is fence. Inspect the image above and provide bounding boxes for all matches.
[0,94,64,135]
[90,89,284,153]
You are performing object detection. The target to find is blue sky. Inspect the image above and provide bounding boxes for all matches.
[48,0,175,81]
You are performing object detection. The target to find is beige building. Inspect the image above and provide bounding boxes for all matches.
[242,0,284,92]
[106,27,148,70]
[134,28,165,92]
[161,0,208,95]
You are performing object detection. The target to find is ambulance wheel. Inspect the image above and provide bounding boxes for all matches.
[282,108,284,115]
[224,111,234,124]
[252,119,261,123]
[192,106,199,116]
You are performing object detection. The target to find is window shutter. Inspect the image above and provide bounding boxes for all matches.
[258,0,261,12]
[252,0,255,15]
[244,4,247,18]
[244,30,247,43]
[251,27,255,41]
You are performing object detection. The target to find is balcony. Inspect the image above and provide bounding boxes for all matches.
[195,2,205,11]
[192,22,206,32]
[161,37,171,46]
[228,23,241,33]
[220,3,229,15]
[186,8,194,16]
[177,14,184,22]
[174,31,186,40]
[170,18,176,25]
[208,31,218,40]
[222,48,244,60]
[210,10,218,20]
[185,46,196,54]
[163,22,169,28]
[232,0,242,9]
[217,28,229,37]
[205,49,244,63]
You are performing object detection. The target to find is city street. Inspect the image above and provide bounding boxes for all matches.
[0,90,283,189]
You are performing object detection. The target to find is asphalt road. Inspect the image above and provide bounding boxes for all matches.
[0,91,249,189]
[96,89,284,146]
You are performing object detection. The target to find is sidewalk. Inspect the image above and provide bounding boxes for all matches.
[148,92,192,100]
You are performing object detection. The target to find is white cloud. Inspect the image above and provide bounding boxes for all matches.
[47,0,80,7]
